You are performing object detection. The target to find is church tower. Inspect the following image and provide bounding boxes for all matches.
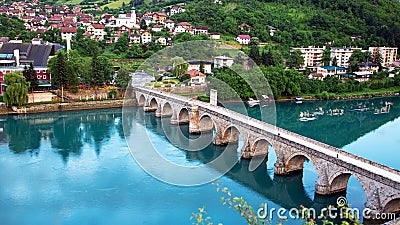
[130,7,136,27]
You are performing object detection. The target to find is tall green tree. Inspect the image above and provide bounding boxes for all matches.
[289,50,304,69]
[140,19,147,30]
[23,62,38,91]
[322,48,331,66]
[3,71,30,107]
[172,57,189,78]
[199,61,205,73]
[115,66,131,91]
[114,32,129,54]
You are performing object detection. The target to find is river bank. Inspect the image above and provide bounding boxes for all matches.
[0,99,136,115]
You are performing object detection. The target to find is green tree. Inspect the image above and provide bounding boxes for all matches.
[114,32,129,54]
[172,57,189,78]
[289,50,304,69]
[199,61,205,73]
[3,71,30,107]
[23,62,38,91]
[349,49,365,72]
[322,48,331,66]
[115,66,131,91]
[140,19,147,30]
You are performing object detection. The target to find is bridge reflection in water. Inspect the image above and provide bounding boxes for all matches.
[132,87,400,223]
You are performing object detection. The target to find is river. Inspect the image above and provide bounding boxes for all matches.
[0,96,399,225]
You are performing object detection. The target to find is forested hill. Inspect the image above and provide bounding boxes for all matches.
[170,0,400,49]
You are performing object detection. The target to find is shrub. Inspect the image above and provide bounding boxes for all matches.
[108,90,117,99]
[197,96,210,102]
[70,86,79,94]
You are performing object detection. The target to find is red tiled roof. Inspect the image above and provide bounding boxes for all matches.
[237,35,251,39]
[90,24,104,29]
[60,27,77,33]
[186,69,205,77]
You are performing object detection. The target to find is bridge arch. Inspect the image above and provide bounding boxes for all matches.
[161,102,173,117]
[285,152,317,174]
[177,107,189,124]
[222,125,241,144]
[250,138,272,157]
[383,197,400,213]
[328,171,367,195]
[149,98,158,109]
[199,114,215,133]
[138,94,146,106]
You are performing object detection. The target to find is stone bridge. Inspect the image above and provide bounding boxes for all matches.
[134,86,400,216]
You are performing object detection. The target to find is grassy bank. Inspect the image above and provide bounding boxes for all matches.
[302,86,400,100]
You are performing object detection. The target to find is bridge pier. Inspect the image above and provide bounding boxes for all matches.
[170,113,178,125]
[189,105,201,134]
[144,104,157,112]
[241,140,252,159]
[155,107,162,117]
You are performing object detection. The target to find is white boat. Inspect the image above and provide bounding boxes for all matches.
[313,107,324,115]
[385,101,393,106]
[295,96,304,104]
[299,112,316,121]
[299,116,316,122]
[247,98,260,107]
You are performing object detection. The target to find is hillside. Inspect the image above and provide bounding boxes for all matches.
[169,0,400,50]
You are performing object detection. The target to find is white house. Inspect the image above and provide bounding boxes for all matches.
[87,24,106,41]
[164,19,175,30]
[151,25,163,32]
[60,27,77,40]
[186,69,206,84]
[130,33,141,44]
[156,36,167,46]
[316,66,347,78]
[188,61,212,74]
[194,26,208,35]
[209,33,220,40]
[214,56,234,68]
[235,35,251,45]
[141,31,152,44]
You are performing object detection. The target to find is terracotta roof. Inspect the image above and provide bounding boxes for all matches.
[177,22,191,27]
[90,24,104,29]
[186,69,205,77]
[60,27,77,33]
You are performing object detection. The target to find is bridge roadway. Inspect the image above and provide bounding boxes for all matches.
[133,86,400,215]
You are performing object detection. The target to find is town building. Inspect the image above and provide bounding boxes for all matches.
[194,26,208,35]
[235,35,251,45]
[60,27,78,40]
[368,47,398,67]
[316,66,347,78]
[141,31,152,44]
[290,46,325,69]
[116,7,137,28]
[186,69,206,84]
[330,47,362,68]
[187,61,212,74]
[214,56,234,68]
[358,62,379,73]
[87,24,106,41]
[0,39,60,92]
